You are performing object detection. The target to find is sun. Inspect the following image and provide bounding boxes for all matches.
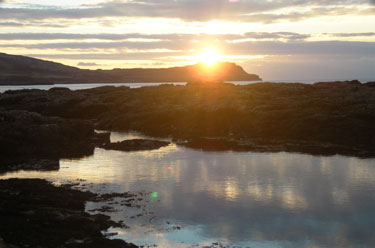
[198,48,221,66]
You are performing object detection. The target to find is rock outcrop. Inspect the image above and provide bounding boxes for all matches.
[0,110,109,172]
[100,139,170,152]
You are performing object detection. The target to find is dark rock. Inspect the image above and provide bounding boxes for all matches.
[0,178,137,248]
[0,110,96,159]
[180,138,374,157]
[100,139,170,152]
[48,87,72,92]
[365,81,375,87]
[0,159,59,174]
[313,80,362,87]
[181,138,241,151]
[92,132,111,146]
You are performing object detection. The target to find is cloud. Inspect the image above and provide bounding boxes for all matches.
[26,51,180,60]
[325,32,375,37]
[0,0,372,23]
[0,22,25,27]
[244,32,310,40]
[14,40,373,61]
[4,38,371,57]
[225,41,375,56]
[77,62,101,66]
[0,32,308,42]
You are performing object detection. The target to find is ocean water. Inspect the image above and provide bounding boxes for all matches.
[1,77,374,93]
[1,131,375,248]
[1,78,370,93]
[0,82,187,93]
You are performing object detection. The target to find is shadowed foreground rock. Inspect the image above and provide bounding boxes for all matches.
[0,110,96,158]
[0,178,137,248]
[0,110,110,172]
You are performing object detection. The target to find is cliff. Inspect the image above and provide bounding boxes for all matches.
[0,53,261,85]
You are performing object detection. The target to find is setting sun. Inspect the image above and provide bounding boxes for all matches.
[198,48,221,66]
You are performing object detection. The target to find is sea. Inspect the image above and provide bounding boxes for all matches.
[0,77,373,93]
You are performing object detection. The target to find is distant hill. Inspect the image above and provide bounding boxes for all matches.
[0,53,261,85]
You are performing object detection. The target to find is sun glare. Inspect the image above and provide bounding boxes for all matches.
[198,48,221,66]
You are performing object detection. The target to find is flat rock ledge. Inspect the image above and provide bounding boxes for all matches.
[100,139,170,152]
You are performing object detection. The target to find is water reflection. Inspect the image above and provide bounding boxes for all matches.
[1,132,375,247]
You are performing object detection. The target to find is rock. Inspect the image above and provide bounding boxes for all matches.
[0,110,96,160]
[0,178,138,248]
[180,138,241,151]
[0,159,59,174]
[100,139,170,152]
[313,80,362,87]
[92,132,111,146]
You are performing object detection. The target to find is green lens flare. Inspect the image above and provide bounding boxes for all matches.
[150,192,159,199]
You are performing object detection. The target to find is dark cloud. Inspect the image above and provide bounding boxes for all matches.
[0,22,24,27]
[0,32,237,41]
[26,40,185,50]
[77,62,101,66]
[0,32,307,41]
[244,32,310,40]
[26,51,180,60]
[326,32,375,37]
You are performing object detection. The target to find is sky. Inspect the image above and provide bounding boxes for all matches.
[0,0,374,81]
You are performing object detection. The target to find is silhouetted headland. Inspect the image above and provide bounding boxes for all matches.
[0,52,261,85]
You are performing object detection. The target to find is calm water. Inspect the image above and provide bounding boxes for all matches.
[0,81,269,93]
[1,132,375,247]
[0,82,187,93]
[1,78,374,93]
